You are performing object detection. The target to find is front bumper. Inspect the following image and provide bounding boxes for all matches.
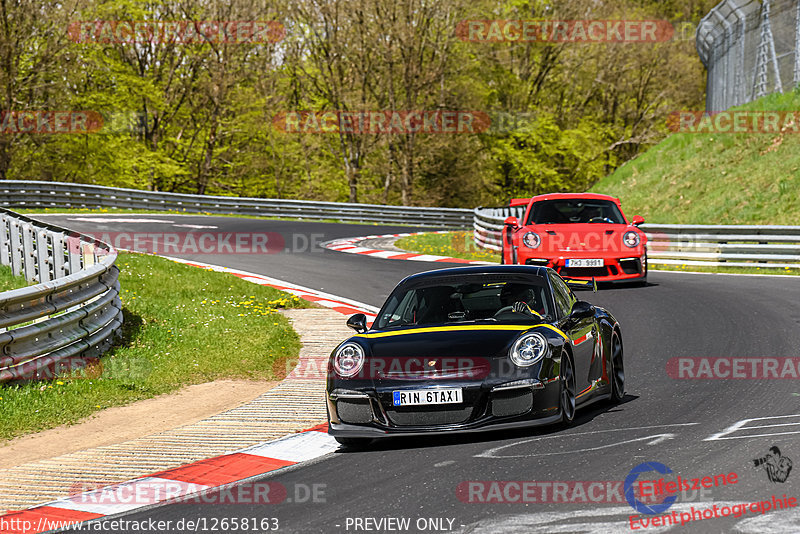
[326,378,561,438]
[521,255,646,282]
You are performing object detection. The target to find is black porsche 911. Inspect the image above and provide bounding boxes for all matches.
[326,265,624,448]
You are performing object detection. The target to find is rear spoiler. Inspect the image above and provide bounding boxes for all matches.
[509,198,532,207]
[564,277,598,292]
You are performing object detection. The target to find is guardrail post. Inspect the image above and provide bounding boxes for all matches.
[9,220,23,277]
[21,223,37,281]
[0,214,9,267]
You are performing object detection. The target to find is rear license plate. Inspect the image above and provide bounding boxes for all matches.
[566,258,604,268]
[393,388,462,406]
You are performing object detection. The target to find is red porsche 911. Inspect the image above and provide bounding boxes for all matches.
[501,193,647,284]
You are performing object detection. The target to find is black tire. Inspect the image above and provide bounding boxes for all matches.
[500,245,506,264]
[334,437,372,449]
[560,350,576,425]
[608,330,625,404]
[639,252,648,286]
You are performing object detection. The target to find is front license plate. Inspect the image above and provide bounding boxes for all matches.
[393,388,462,406]
[566,258,604,268]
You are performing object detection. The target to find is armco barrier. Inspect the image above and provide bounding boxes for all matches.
[473,207,800,268]
[0,181,473,229]
[0,208,122,383]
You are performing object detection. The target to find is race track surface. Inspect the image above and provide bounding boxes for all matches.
[38,214,800,534]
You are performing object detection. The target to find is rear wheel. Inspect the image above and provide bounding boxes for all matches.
[334,437,372,450]
[608,331,625,404]
[560,350,576,424]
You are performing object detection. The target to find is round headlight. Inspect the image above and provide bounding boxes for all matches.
[522,232,541,249]
[623,231,641,248]
[510,332,550,367]
[333,342,365,377]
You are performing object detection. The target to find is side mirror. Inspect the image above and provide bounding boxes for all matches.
[346,313,368,333]
[570,300,594,320]
[631,215,645,226]
[504,216,519,228]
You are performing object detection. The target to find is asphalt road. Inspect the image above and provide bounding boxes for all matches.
[37,214,800,534]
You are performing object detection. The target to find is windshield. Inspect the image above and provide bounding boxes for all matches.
[527,199,626,225]
[376,279,552,329]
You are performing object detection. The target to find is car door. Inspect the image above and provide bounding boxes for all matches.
[549,273,595,397]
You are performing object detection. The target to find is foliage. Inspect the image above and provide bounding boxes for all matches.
[1,0,716,207]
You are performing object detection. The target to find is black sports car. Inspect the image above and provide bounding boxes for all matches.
[326,265,624,448]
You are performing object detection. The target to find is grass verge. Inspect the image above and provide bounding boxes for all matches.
[394,231,500,262]
[590,90,800,224]
[0,252,310,442]
[0,265,29,291]
[650,263,800,276]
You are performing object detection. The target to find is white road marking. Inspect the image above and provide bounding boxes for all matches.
[704,414,800,441]
[173,224,218,229]
[474,423,698,459]
[477,434,677,459]
[67,217,174,223]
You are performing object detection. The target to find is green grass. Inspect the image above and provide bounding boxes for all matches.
[0,252,310,441]
[590,90,800,224]
[395,231,500,262]
[0,265,29,291]
[650,263,800,276]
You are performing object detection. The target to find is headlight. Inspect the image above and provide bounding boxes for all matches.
[522,232,541,249]
[509,332,549,367]
[623,231,641,248]
[333,342,365,377]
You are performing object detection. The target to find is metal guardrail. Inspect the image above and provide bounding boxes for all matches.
[473,207,800,268]
[0,181,473,229]
[0,208,122,383]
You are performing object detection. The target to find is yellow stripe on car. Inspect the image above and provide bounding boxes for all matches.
[356,323,570,341]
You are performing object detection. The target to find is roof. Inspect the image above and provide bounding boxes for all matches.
[511,193,621,206]
[398,265,549,285]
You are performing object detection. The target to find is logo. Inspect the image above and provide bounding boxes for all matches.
[624,462,677,515]
[753,446,793,483]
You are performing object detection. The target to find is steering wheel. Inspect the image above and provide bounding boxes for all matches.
[588,217,614,224]
[493,303,540,319]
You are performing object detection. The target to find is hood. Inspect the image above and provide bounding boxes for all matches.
[530,223,644,253]
[357,324,534,381]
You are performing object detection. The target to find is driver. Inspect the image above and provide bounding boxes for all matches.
[499,284,540,316]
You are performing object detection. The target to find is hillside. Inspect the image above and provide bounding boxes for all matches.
[590,91,800,224]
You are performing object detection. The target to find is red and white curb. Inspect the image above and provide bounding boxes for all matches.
[0,424,335,533]
[324,232,494,265]
[163,256,378,320]
[0,258,374,533]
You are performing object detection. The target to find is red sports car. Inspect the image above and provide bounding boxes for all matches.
[501,193,647,284]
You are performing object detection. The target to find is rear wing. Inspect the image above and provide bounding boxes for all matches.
[509,198,532,207]
[564,277,598,292]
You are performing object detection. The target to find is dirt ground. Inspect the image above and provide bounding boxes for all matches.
[0,379,277,469]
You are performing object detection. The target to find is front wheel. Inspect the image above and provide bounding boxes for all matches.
[334,437,372,450]
[560,350,576,425]
[608,331,625,404]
